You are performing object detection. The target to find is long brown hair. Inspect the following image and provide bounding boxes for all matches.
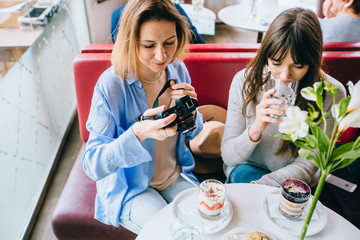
[242,8,325,157]
[111,0,191,80]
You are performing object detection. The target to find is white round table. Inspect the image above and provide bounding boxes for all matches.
[180,3,216,35]
[218,3,288,43]
[136,183,360,240]
[218,1,317,43]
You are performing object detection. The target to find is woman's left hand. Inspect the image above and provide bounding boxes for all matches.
[170,81,197,100]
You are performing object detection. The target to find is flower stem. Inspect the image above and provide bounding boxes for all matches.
[299,170,329,240]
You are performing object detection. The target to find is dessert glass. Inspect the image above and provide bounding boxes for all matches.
[198,179,226,220]
[279,179,311,220]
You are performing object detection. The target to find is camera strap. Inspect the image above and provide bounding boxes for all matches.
[135,80,172,122]
[152,80,171,108]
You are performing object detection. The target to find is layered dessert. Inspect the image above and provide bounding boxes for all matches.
[198,179,226,220]
[279,179,311,219]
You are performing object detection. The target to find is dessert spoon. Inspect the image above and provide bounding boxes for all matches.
[180,173,206,193]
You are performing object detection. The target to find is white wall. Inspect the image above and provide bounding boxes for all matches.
[84,0,128,43]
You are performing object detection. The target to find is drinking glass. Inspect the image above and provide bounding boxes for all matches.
[192,0,205,12]
[249,0,257,18]
[269,77,299,119]
[170,215,204,240]
[198,179,226,220]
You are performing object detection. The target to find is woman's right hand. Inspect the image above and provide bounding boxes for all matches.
[132,105,177,142]
[248,89,284,142]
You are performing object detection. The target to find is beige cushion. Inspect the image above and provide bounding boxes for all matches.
[189,105,227,173]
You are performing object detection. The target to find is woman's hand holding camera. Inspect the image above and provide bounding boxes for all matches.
[249,89,284,142]
[132,105,177,142]
[170,81,197,100]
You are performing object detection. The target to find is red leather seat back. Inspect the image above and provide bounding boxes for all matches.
[323,41,360,51]
[322,51,360,90]
[322,51,360,143]
[73,53,112,142]
[187,43,260,53]
[184,52,256,108]
[81,44,114,54]
[74,52,256,142]
[80,42,360,54]
[74,51,359,144]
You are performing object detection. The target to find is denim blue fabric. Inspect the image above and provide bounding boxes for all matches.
[120,176,193,234]
[82,61,203,227]
[229,163,270,183]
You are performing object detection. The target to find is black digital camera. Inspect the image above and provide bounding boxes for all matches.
[137,95,198,133]
[155,95,198,133]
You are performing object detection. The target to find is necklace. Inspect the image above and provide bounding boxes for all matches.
[141,71,164,84]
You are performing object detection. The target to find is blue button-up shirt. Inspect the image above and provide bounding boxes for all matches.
[83,61,203,227]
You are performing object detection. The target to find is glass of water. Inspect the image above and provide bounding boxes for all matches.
[269,77,299,119]
[170,215,204,240]
[192,0,205,12]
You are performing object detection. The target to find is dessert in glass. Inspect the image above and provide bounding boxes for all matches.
[279,179,311,220]
[198,179,226,220]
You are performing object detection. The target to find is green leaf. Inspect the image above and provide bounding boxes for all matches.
[323,81,333,90]
[331,158,360,172]
[331,142,354,160]
[271,134,292,141]
[334,148,360,161]
[293,140,314,150]
[309,125,330,153]
[299,149,321,168]
[338,96,351,118]
[304,135,317,149]
[324,81,339,97]
[316,81,324,109]
[307,102,320,121]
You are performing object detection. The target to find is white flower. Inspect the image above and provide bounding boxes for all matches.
[301,87,316,101]
[338,108,360,132]
[300,82,321,102]
[331,104,342,123]
[347,81,360,113]
[314,82,321,91]
[279,106,309,141]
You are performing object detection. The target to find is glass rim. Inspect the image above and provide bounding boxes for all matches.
[199,179,226,194]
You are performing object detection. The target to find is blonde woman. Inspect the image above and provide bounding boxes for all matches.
[82,0,203,234]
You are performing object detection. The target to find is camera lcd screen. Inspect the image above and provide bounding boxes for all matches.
[27,8,46,18]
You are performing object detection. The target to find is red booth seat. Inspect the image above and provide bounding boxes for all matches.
[52,52,256,240]
[52,50,359,239]
[80,42,360,54]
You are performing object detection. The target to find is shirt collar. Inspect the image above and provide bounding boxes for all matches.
[166,63,179,84]
[120,64,179,87]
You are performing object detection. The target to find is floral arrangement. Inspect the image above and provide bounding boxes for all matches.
[273,80,360,239]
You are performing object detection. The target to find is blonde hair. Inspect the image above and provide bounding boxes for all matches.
[111,0,191,80]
